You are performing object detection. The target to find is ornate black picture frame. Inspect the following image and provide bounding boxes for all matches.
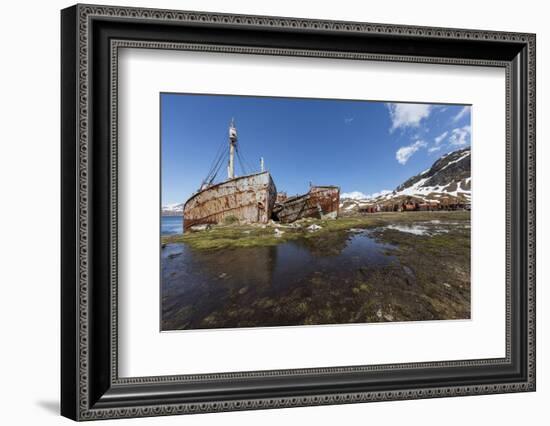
[61,4,535,421]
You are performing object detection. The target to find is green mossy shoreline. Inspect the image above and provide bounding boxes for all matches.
[162,211,470,251]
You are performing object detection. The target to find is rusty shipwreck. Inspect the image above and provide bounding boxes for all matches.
[273,186,340,223]
[183,120,277,231]
[183,119,339,231]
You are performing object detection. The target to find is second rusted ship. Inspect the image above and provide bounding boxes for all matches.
[273,185,340,223]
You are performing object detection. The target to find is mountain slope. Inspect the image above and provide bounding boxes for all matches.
[341,147,471,212]
[395,148,470,195]
[162,203,184,216]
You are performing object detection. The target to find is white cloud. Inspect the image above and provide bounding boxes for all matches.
[452,106,471,123]
[396,140,427,165]
[344,117,354,124]
[428,146,442,153]
[448,125,471,146]
[434,131,448,145]
[387,103,432,132]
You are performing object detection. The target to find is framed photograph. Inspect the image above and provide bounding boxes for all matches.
[61,4,536,421]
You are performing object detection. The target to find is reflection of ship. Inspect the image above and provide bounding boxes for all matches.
[273,186,340,223]
[183,120,276,231]
[182,119,338,231]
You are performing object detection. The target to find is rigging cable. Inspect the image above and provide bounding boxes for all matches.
[236,145,256,175]
[236,148,248,176]
[205,138,224,175]
[208,150,228,184]
[202,138,227,185]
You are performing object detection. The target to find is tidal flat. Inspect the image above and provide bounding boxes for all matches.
[161,211,470,330]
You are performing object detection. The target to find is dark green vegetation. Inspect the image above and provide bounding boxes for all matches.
[161,211,470,330]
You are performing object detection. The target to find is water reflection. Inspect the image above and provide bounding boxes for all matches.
[161,230,396,330]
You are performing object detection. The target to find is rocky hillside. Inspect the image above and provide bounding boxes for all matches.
[395,148,471,194]
[341,147,471,212]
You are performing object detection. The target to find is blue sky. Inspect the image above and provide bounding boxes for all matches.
[161,93,471,205]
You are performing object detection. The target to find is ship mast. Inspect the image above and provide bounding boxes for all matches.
[228,118,237,179]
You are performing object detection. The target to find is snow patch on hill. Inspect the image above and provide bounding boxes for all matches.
[340,147,471,210]
[162,202,184,216]
[341,189,392,201]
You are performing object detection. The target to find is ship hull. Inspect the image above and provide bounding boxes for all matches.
[183,172,277,231]
[274,186,340,223]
